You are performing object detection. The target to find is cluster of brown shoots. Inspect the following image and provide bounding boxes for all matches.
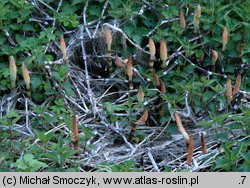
[60,35,81,155]
[113,36,168,141]
[98,8,232,163]
[127,9,217,160]
[7,4,240,165]
[4,2,242,172]
[174,112,207,165]
[149,38,167,117]
[72,6,240,169]
[225,74,241,104]
[9,56,31,97]
[221,25,241,105]
[99,5,231,99]
[149,37,168,71]
[186,4,231,75]
[191,5,239,107]
[211,26,228,71]
[129,110,208,165]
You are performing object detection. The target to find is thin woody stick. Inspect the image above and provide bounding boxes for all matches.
[80,26,98,115]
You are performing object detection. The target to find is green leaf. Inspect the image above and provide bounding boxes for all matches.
[229,121,244,130]
[44,114,58,124]
[45,153,58,163]
[34,130,53,143]
[22,23,35,31]
[241,152,250,163]
[132,35,142,45]
[61,82,75,96]
[11,154,47,172]
[162,6,178,19]
[231,145,242,161]
[31,75,42,90]
[15,161,28,170]
[214,158,231,171]
[89,4,102,17]
[109,0,122,9]
[53,71,62,82]
[23,154,34,162]
[216,132,229,142]
[123,23,136,37]
[197,120,213,126]
[47,33,55,40]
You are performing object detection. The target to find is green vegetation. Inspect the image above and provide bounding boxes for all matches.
[0,0,249,172]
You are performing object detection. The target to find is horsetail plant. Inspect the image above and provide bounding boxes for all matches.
[174,112,194,165]
[137,85,144,104]
[211,49,218,72]
[59,35,68,81]
[22,63,31,97]
[222,26,228,52]
[221,26,228,60]
[174,112,190,142]
[160,38,168,69]
[72,114,78,151]
[232,74,241,97]
[225,78,233,103]
[60,35,67,64]
[149,38,156,72]
[179,10,186,29]
[193,4,201,33]
[152,71,160,87]
[9,56,17,92]
[115,56,126,68]
[104,26,113,73]
[128,110,148,142]
[127,57,133,90]
[200,132,208,154]
[187,136,194,166]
